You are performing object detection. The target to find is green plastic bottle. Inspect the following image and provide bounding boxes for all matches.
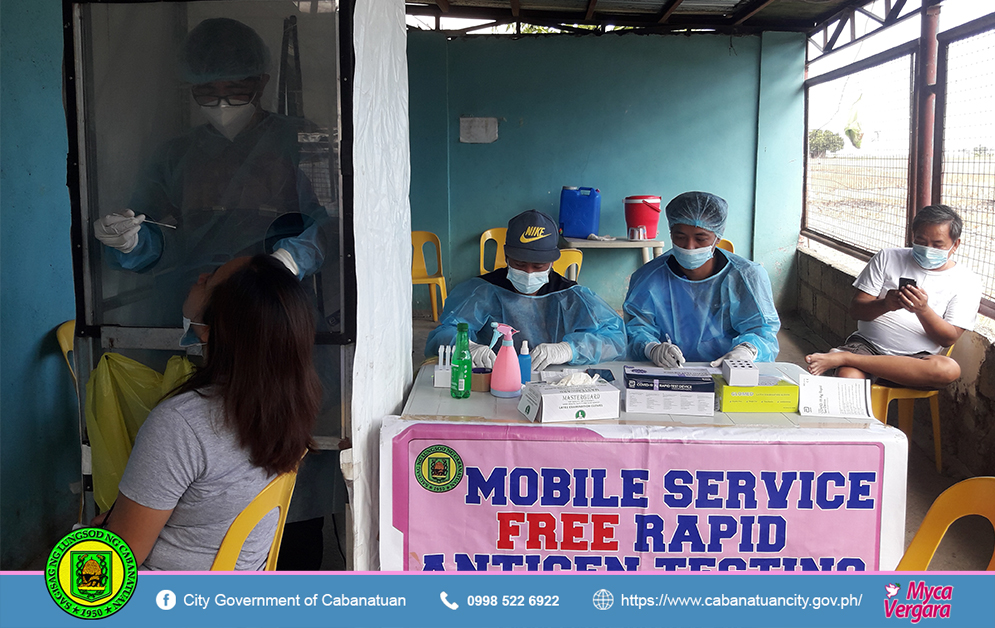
[450,322,472,399]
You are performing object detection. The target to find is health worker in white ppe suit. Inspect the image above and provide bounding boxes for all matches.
[91,17,339,571]
[92,17,327,329]
[426,210,626,371]
[624,191,780,368]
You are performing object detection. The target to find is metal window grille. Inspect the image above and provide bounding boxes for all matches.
[937,23,995,311]
[805,53,914,256]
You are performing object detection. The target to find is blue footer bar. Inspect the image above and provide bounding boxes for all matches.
[3,571,992,628]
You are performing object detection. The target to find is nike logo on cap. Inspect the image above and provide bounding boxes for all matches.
[520,226,551,243]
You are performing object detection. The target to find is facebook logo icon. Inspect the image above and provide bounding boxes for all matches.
[156,589,176,610]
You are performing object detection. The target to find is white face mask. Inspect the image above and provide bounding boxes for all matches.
[507,266,551,294]
[180,316,208,348]
[200,102,256,141]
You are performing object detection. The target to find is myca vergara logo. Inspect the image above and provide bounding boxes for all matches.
[883,580,952,623]
[46,527,138,620]
[415,444,464,493]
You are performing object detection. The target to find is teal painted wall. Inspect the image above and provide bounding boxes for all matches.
[753,32,806,311]
[408,31,805,312]
[1,0,81,568]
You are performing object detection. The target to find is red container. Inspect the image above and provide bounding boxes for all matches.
[624,196,662,239]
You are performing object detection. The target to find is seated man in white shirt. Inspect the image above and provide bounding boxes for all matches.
[805,204,982,388]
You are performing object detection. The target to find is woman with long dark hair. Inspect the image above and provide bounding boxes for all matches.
[97,254,321,570]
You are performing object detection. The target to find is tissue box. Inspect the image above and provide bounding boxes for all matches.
[623,366,715,416]
[518,382,620,423]
[715,375,799,413]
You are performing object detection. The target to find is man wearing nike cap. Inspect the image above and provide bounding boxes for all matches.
[426,210,625,371]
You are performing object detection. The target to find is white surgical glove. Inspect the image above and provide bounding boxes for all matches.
[270,248,300,277]
[710,342,758,367]
[530,342,573,371]
[93,209,145,253]
[645,341,686,368]
[468,341,496,369]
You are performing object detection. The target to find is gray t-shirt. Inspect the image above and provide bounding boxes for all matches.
[118,390,276,570]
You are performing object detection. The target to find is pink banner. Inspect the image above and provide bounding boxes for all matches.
[392,423,885,573]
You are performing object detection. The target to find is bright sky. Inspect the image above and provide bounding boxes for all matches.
[808,1,994,155]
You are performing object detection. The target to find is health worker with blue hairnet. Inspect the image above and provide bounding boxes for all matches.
[91,17,340,571]
[92,17,327,328]
[623,191,780,367]
[426,210,626,371]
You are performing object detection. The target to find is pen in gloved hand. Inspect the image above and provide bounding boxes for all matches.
[665,334,683,368]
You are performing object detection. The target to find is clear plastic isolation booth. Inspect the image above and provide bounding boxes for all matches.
[64,0,355,522]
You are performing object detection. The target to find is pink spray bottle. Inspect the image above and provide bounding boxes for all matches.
[488,322,523,398]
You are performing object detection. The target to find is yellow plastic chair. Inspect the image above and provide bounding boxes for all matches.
[57,320,77,387]
[211,466,301,571]
[479,227,507,275]
[716,238,734,253]
[870,345,954,473]
[411,231,448,322]
[896,476,995,571]
[552,248,583,281]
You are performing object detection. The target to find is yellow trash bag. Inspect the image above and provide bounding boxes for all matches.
[85,353,195,512]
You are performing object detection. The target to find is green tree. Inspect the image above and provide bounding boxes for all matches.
[808,129,845,158]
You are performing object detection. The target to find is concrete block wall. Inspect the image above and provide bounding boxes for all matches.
[797,245,995,477]
[795,246,862,347]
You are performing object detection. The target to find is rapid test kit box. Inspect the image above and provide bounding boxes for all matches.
[517,382,620,423]
[623,365,715,416]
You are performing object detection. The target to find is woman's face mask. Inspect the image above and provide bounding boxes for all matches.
[507,266,551,294]
[201,102,256,141]
[179,317,208,348]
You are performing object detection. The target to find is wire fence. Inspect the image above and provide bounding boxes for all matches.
[939,25,995,304]
[805,54,914,254]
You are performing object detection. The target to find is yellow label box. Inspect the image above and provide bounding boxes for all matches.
[714,375,799,413]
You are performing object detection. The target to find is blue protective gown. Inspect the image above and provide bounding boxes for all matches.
[425,277,626,365]
[623,250,780,363]
[103,112,328,326]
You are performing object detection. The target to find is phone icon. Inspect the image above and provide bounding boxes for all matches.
[440,591,459,610]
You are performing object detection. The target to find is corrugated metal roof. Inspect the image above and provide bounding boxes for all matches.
[406,0,876,33]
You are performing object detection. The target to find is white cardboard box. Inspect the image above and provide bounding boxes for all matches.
[623,365,715,416]
[517,382,620,423]
[625,388,715,416]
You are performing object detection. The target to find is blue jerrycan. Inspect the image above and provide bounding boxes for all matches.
[558,187,601,238]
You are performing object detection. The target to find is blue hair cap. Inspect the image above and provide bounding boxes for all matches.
[180,18,270,85]
[665,191,728,237]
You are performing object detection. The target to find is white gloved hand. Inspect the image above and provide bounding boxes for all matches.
[270,248,300,277]
[645,341,686,368]
[93,209,145,253]
[710,342,759,368]
[530,342,573,371]
[468,341,496,369]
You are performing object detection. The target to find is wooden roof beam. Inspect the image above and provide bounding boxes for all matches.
[585,0,597,22]
[731,0,777,26]
[436,0,450,13]
[511,0,520,18]
[656,0,684,24]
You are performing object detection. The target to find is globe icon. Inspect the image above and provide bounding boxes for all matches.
[592,589,614,611]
